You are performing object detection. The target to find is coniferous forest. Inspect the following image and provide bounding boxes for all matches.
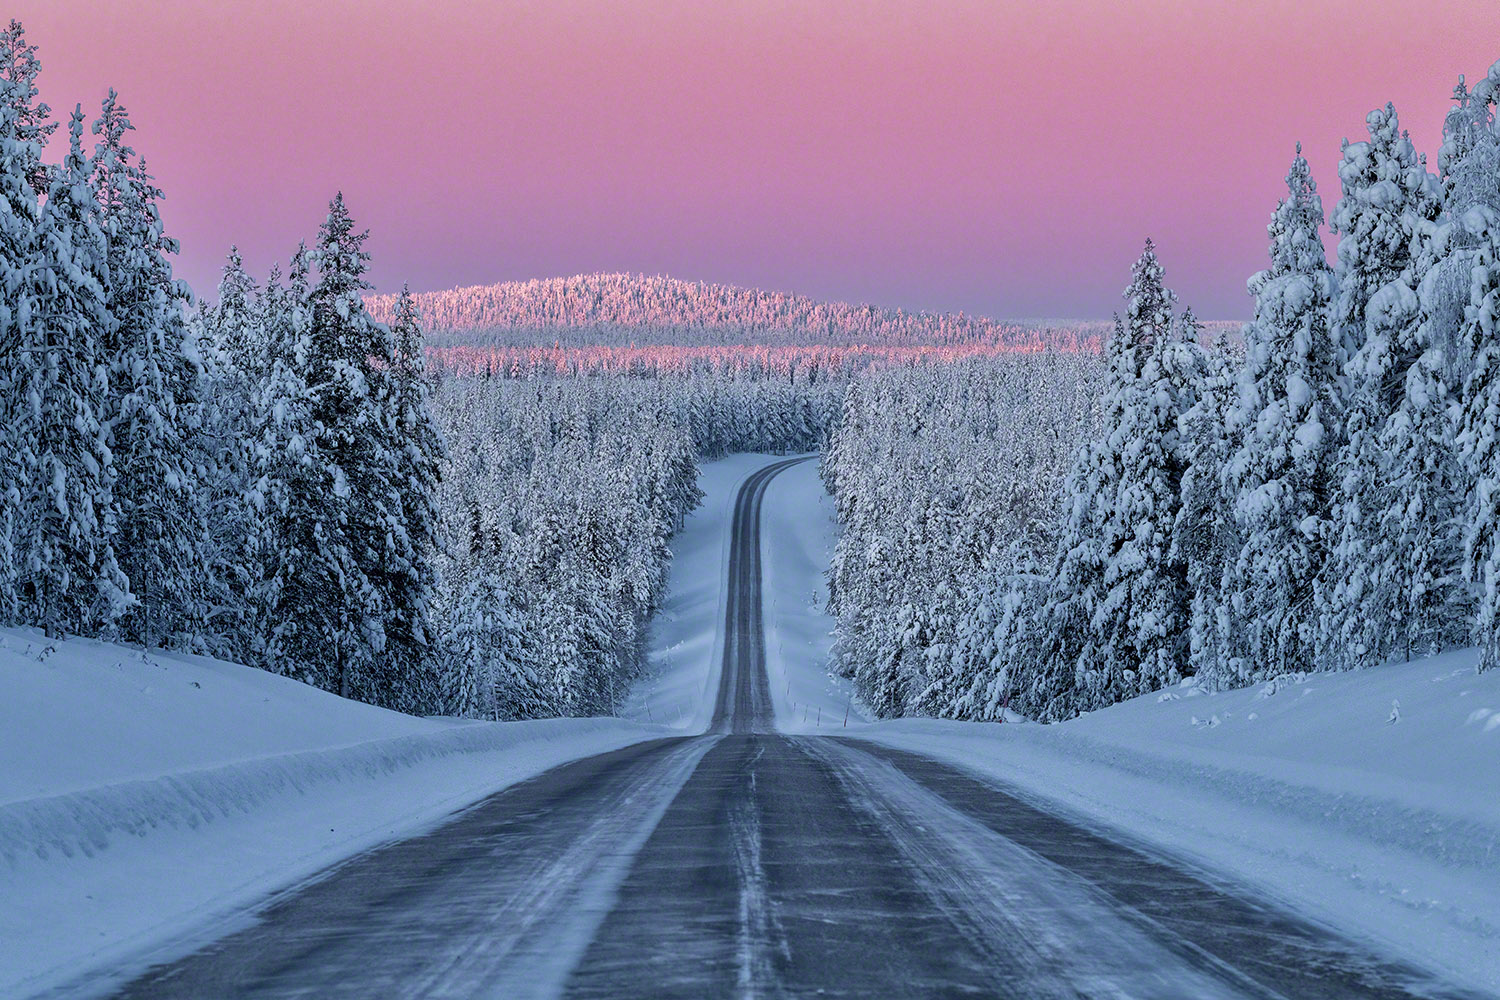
[824,67,1500,721]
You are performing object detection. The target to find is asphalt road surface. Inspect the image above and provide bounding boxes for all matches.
[94,456,1481,999]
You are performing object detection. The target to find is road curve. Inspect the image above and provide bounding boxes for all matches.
[90,456,1480,1000]
[711,455,811,733]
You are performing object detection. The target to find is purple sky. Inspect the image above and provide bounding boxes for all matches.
[19,0,1500,318]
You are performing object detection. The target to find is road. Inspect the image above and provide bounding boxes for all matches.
[102,457,1481,999]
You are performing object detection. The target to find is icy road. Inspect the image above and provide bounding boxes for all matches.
[98,458,1482,999]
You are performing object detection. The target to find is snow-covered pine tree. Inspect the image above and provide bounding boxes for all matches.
[1327,106,1442,371]
[1025,245,1176,720]
[253,245,323,678]
[295,193,407,703]
[13,109,128,637]
[1453,62,1500,672]
[1221,146,1339,683]
[944,540,1046,722]
[89,90,206,648]
[440,504,545,719]
[0,20,54,196]
[1170,311,1241,682]
[1065,241,1203,711]
[1319,103,1447,670]
[382,284,445,713]
[0,28,49,623]
[191,247,263,657]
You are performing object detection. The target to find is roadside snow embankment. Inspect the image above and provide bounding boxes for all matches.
[861,653,1500,994]
[0,628,662,997]
[759,457,866,732]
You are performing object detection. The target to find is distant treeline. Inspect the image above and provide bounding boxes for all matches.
[368,271,1239,351]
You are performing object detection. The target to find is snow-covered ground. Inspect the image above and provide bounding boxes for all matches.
[747,462,1500,995]
[9,453,1498,995]
[760,456,867,732]
[862,657,1500,994]
[0,632,664,996]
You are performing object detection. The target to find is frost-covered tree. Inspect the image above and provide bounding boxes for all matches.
[0,35,47,622]
[288,194,396,699]
[1074,243,1204,708]
[1319,104,1448,670]
[943,541,1048,722]
[1170,316,1241,677]
[253,245,325,679]
[1220,146,1339,683]
[90,90,205,647]
[12,110,128,636]
[1454,62,1500,672]
[191,247,263,656]
[1328,105,1442,370]
[0,20,54,196]
[439,506,546,719]
[381,285,445,712]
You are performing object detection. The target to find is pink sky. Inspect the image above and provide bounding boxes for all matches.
[21,0,1500,319]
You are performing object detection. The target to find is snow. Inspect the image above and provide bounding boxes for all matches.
[858,654,1500,995]
[621,453,797,733]
[8,451,1498,994]
[759,457,866,732]
[0,628,664,997]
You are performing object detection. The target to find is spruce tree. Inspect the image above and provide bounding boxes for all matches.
[1319,104,1446,670]
[0,20,54,196]
[1454,64,1500,671]
[278,193,406,703]
[383,285,445,712]
[90,90,204,647]
[0,39,45,623]
[1066,241,1202,711]
[1170,313,1241,683]
[1222,146,1339,682]
[193,247,263,657]
[14,110,128,636]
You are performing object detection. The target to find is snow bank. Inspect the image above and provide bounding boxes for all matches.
[759,457,867,732]
[0,628,662,997]
[860,652,1500,994]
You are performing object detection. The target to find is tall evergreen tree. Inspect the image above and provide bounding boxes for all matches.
[0,32,47,623]
[13,109,128,636]
[276,193,404,702]
[90,90,204,647]
[382,285,446,712]
[1454,64,1500,671]
[1221,146,1339,682]
[192,247,263,657]
[1170,314,1240,681]
[254,245,322,677]
[1319,104,1446,670]
[0,20,54,196]
[1076,242,1203,709]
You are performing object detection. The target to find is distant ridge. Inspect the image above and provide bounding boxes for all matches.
[365,273,1142,351]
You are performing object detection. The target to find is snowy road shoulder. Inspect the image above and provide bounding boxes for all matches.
[0,629,666,998]
[854,655,1500,996]
[758,456,866,732]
